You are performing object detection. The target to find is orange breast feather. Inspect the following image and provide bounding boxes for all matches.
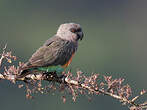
[62,53,75,68]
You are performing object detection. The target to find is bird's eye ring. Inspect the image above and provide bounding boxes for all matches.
[70,28,76,33]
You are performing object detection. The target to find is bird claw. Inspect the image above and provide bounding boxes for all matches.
[59,74,66,83]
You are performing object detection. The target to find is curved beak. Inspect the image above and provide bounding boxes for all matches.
[77,32,84,41]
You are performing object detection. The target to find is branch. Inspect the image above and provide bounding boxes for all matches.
[0,46,147,110]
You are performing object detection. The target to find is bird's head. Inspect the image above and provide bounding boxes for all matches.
[56,23,84,42]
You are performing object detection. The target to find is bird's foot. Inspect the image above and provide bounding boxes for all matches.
[42,71,66,83]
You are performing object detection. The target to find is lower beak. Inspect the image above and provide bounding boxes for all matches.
[77,32,84,41]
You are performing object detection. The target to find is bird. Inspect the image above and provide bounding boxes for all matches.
[18,23,84,78]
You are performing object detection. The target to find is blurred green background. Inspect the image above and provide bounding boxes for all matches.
[0,0,147,110]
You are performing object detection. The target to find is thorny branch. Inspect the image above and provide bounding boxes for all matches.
[0,45,147,110]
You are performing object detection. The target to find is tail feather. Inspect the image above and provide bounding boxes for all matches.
[17,62,32,78]
[17,69,31,78]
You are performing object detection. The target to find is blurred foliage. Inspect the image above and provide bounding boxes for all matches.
[0,0,147,110]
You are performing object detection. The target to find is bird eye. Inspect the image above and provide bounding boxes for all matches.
[70,28,76,33]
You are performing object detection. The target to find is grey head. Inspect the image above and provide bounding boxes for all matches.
[56,23,84,42]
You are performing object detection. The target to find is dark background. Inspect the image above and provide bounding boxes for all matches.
[0,0,147,110]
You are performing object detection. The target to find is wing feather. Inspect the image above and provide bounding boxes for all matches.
[23,36,77,70]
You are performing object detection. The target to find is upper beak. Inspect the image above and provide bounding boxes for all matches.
[77,32,84,41]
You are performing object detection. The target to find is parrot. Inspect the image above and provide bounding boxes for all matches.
[18,23,84,78]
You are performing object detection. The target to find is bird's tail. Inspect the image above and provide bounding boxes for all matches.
[17,62,32,78]
[17,69,31,78]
